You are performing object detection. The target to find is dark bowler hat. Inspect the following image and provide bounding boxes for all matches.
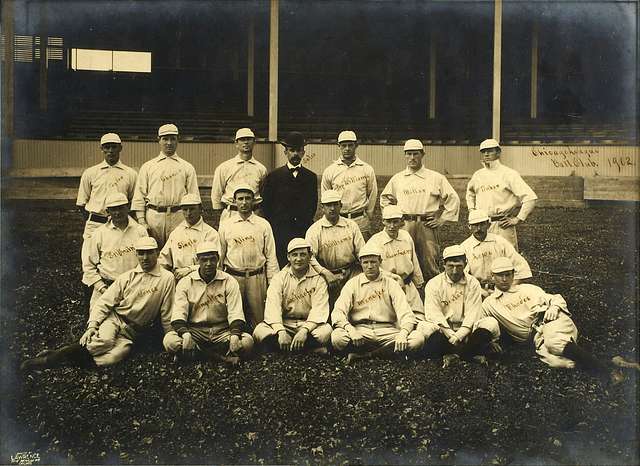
[280,131,306,149]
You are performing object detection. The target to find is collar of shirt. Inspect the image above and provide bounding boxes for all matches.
[99,160,124,170]
[286,264,319,279]
[133,263,164,277]
[157,152,180,162]
[466,234,498,248]
[493,284,518,298]
[194,268,226,283]
[358,272,384,286]
[230,213,256,224]
[319,216,347,228]
[287,162,301,170]
[484,160,503,171]
[402,166,429,178]
[444,272,467,285]
[234,154,257,164]
[107,217,135,231]
[379,230,401,245]
[336,157,364,167]
[183,217,205,231]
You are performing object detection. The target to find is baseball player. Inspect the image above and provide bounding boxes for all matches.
[76,132,137,265]
[380,139,460,282]
[158,193,220,282]
[419,245,500,366]
[218,184,279,330]
[305,189,365,307]
[131,124,200,248]
[466,138,537,250]
[331,244,424,364]
[262,131,318,267]
[365,205,425,319]
[211,128,268,225]
[253,238,332,354]
[82,193,149,309]
[163,241,254,365]
[321,130,377,239]
[482,257,627,382]
[460,209,532,298]
[21,237,175,370]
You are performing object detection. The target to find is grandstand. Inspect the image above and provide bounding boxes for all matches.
[2,0,638,201]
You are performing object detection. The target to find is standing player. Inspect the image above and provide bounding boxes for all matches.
[466,139,537,250]
[211,128,267,225]
[132,124,200,248]
[380,138,460,282]
[76,132,137,264]
[218,185,279,330]
[262,131,318,267]
[321,130,377,239]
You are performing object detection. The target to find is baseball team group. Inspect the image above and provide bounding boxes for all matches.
[21,124,638,383]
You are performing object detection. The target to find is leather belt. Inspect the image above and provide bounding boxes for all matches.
[88,213,108,224]
[340,210,364,219]
[490,215,507,222]
[147,204,181,213]
[225,266,264,278]
[403,214,435,222]
[329,264,354,275]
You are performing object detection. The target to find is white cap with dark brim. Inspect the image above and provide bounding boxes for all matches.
[158,124,179,137]
[134,237,158,251]
[468,209,490,225]
[235,128,255,140]
[479,138,500,151]
[105,193,129,208]
[180,194,202,206]
[321,190,342,204]
[287,238,312,253]
[100,133,122,145]
[358,243,382,259]
[442,245,466,261]
[337,130,357,143]
[403,139,424,151]
[491,257,515,273]
[196,241,219,255]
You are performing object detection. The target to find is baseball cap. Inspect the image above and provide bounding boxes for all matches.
[468,209,490,225]
[287,238,311,253]
[382,205,404,220]
[100,133,122,145]
[337,130,357,143]
[403,139,424,151]
[235,128,255,140]
[491,257,515,273]
[358,243,382,259]
[158,124,179,137]
[321,190,342,204]
[442,245,466,261]
[134,237,158,251]
[105,193,129,208]
[196,241,219,255]
[479,138,500,152]
[180,194,201,206]
[233,184,255,197]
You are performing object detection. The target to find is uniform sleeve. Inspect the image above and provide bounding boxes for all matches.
[218,224,228,267]
[352,223,366,257]
[481,296,499,318]
[76,169,92,207]
[225,277,246,326]
[534,288,570,316]
[89,274,127,325]
[465,174,477,211]
[460,277,483,329]
[502,241,533,280]
[389,279,416,333]
[210,165,225,209]
[263,273,285,332]
[304,276,330,328]
[379,177,396,208]
[365,166,378,218]
[423,278,449,328]
[320,166,332,193]
[126,168,137,202]
[157,237,174,270]
[331,279,355,329]
[81,230,103,287]
[509,172,538,206]
[439,176,460,222]
[159,275,176,333]
[263,222,280,281]
[170,277,191,334]
[131,163,149,212]
[517,200,536,222]
[409,237,425,287]
[185,163,201,201]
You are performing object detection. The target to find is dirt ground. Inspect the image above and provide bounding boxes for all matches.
[1,199,638,465]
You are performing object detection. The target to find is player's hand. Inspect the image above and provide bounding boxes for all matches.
[290,328,309,352]
[394,331,409,352]
[544,307,560,322]
[182,332,195,351]
[174,267,191,281]
[278,330,292,351]
[448,334,461,346]
[425,217,445,229]
[347,326,365,347]
[381,193,398,205]
[79,327,98,346]
[322,270,341,287]
[229,335,242,353]
[441,327,456,340]
[95,280,109,295]
[499,217,520,228]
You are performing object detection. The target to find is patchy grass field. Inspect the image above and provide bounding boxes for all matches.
[1,198,638,465]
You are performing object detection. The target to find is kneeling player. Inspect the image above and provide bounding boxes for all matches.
[163,242,254,365]
[331,244,424,363]
[253,238,332,353]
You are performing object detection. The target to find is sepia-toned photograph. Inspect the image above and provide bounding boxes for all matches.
[1,0,638,464]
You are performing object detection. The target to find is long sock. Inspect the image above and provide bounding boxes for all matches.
[423,332,455,358]
[459,329,493,360]
[562,342,608,375]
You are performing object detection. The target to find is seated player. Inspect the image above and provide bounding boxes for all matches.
[483,257,630,383]
[22,237,175,370]
[330,244,424,363]
[366,205,425,319]
[419,245,500,366]
[82,192,148,308]
[460,209,531,297]
[163,241,254,365]
[253,238,332,354]
[158,194,220,282]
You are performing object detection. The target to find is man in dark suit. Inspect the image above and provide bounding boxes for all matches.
[262,132,319,267]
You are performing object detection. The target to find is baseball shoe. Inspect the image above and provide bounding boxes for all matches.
[442,353,460,368]
[20,356,49,372]
[609,368,626,386]
[346,352,366,364]
[472,355,489,366]
[311,347,329,357]
[612,356,640,371]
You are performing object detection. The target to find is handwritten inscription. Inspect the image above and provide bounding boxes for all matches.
[530,147,636,173]
[11,452,40,465]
